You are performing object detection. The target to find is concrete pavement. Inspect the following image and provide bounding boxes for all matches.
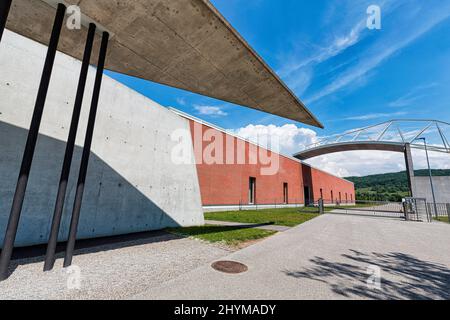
[133,214,450,300]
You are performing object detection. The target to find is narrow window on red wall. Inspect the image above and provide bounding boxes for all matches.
[249,177,256,205]
[346,193,348,203]
[283,183,288,204]
[331,190,334,204]
[320,188,323,199]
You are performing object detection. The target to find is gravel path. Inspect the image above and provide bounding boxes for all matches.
[0,232,230,300]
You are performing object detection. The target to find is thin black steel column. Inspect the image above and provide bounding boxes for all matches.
[43,23,97,272]
[63,31,109,268]
[0,0,12,43]
[0,3,66,281]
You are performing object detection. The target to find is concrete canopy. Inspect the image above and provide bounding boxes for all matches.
[5,0,323,128]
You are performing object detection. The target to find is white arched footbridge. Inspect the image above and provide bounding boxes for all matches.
[294,120,450,197]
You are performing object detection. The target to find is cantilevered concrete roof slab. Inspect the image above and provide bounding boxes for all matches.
[5,0,323,128]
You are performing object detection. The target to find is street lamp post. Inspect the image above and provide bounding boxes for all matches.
[415,137,438,218]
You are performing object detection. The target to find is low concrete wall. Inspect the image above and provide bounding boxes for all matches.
[414,176,450,203]
[0,31,204,247]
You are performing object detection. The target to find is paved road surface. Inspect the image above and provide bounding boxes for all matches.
[134,214,450,300]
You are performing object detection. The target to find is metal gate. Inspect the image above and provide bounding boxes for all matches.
[326,200,405,219]
[403,198,432,222]
[317,199,405,219]
[318,198,442,222]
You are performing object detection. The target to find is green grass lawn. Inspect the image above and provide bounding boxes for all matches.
[167,226,276,246]
[351,202,387,208]
[204,207,321,227]
[168,207,337,246]
[434,216,449,223]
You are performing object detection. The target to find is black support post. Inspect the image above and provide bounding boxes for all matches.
[0,0,12,43]
[63,31,109,268]
[0,3,66,281]
[43,23,97,272]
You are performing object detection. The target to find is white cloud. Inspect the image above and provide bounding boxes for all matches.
[307,149,450,177]
[279,20,366,80]
[285,69,312,96]
[176,97,186,106]
[276,0,400,95]
[305,3,450,104]
[388,83,438,108]
[306,151,407,177]
[341,111,408,121]
[232,124,318,155]
[231,123,450,178]
[278,20,367,94]
[194,105,228,117]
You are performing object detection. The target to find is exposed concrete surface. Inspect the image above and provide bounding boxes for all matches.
[414,176,450,203]
[5,0,322,127]
[404,143,417,197]
[0,232,231,299]
[133,214,450,300]
[205,220,291,232]
[0,31,203,247]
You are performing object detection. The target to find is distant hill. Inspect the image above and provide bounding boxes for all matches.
[345,170,450,202]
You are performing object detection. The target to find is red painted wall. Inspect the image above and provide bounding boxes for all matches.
[302,165,355,204]
[186,118,354,206]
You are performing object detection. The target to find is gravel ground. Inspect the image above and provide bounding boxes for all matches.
[0,232,231,300]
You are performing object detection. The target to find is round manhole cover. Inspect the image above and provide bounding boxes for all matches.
[211,261,248,274]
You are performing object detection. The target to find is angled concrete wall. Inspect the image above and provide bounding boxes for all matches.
[414,176,450,203]
[0,30,203,247]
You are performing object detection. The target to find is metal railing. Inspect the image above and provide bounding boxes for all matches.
[321,198,450,223]
[203,198,305,212]
[301,120,450,154]
[403,198,431,222]
[204,198,450,223]
[329,200,405,218]
[426,202,450,221]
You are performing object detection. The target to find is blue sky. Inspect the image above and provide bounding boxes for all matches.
[106,0,450,176]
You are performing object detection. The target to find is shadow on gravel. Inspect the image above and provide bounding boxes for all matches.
[283,250,450,300]
[2,230,183,276]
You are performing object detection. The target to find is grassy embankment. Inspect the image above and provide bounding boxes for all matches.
[168,207,322,246]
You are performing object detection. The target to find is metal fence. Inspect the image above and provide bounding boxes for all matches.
[203,198,306,212]
[318,198,450,223]
[238,198,305,211]
[427,203,450,219]
[403,198,431,222]
[205,198,450,223]
[330,200,405,218]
